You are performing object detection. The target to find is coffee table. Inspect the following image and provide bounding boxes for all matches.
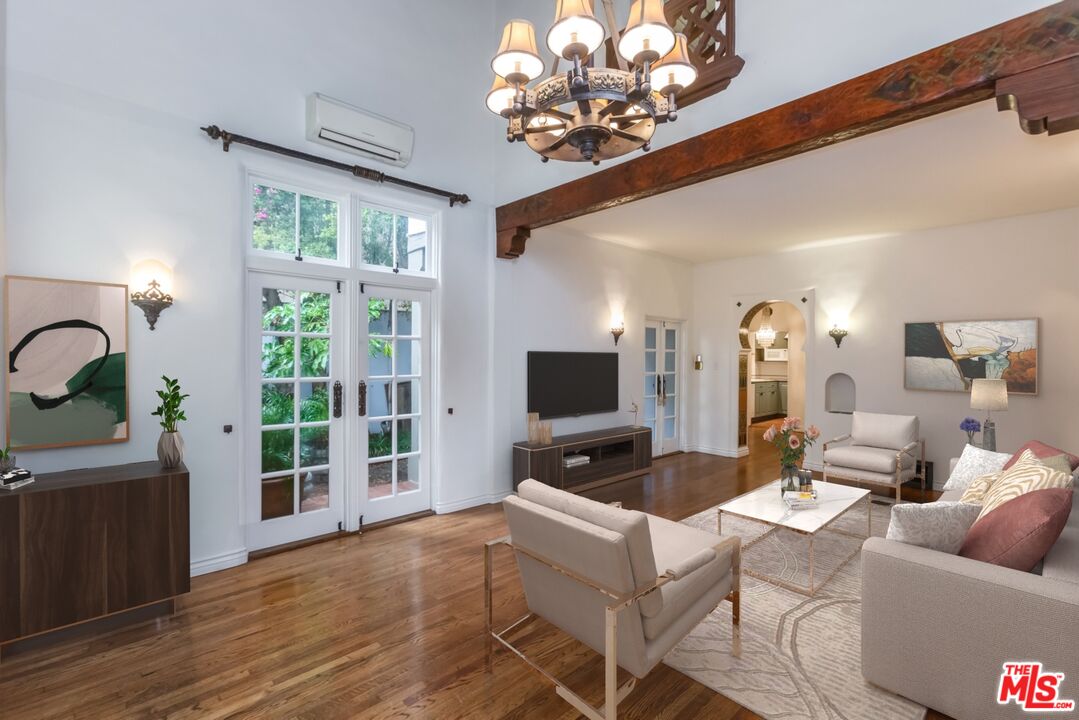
[717,480,871,596]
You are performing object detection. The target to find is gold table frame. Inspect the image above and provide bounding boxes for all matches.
[718,491,871,597]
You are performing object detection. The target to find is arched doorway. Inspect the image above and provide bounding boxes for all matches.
[736,300,808,450]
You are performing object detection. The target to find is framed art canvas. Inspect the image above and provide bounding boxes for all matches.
[5,276,129,449]
[904,319,1038,395]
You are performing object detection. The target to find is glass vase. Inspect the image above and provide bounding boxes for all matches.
[780,464,800,494]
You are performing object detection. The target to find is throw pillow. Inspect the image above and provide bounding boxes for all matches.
[943,444,1012,491]
[959,488,1073,571]
[976,449,1072,521]
[1003,440,1079,471]
[886,501,983,554]
[960,472,1000,505]
[1038,453,1074,476]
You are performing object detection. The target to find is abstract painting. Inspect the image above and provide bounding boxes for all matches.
[6,276,129,449]
[904,319,1038,395]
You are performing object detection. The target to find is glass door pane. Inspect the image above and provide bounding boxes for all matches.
[360,287,431,523]
[248,274,343,551]
[643,323,658,445]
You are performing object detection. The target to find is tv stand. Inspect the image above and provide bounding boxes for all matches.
[513,426,652,494]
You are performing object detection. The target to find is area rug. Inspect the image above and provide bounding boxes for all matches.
[664,499,926,720]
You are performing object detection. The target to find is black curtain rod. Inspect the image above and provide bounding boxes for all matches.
[200,125,470,207]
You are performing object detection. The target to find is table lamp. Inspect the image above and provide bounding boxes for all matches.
[971,378,1008,451]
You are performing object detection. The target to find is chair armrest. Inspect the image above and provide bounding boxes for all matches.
[663,548,715,580]
[897,440,919,459]
[823,434,851,452]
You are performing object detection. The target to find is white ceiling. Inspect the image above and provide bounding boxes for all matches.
[549,101,1079,263]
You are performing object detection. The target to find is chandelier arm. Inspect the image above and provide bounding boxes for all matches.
[598,100,629,118]
[524,124,569,134]
[601,0,629,72]
[610,127,645,142]
[545,134,572,152]
[544,108,576,121]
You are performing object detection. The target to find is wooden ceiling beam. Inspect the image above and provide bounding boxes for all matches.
[495,1,1079,259]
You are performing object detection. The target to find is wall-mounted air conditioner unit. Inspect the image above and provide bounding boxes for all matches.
[305,93,414,168]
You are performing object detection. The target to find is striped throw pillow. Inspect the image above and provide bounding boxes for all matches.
[960,471,1001,505]
[976,449,1073,521]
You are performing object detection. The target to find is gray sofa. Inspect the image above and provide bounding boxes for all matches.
[861,463,1079,720]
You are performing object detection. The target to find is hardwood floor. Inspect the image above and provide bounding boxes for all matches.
[0,430,950,719]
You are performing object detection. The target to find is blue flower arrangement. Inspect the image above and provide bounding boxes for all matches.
[960,416,981,445]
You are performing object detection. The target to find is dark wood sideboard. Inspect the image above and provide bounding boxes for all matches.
[0,461,189,653]
[513,426,652,494]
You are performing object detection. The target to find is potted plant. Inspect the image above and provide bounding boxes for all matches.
[152,375,189,469]
[0,447,15,473]
[960,416,981,446]
[763,417,821,493]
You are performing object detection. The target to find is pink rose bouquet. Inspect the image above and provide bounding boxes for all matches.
[764,417,820,467]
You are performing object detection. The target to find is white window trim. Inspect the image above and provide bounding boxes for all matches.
[247,173,352,268]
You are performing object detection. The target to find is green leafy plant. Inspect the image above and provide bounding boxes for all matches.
[152,375,190,433]
[0,446,11,461]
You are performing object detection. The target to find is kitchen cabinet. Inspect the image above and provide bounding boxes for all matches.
[753,381,782,417]
[779,381,788,414]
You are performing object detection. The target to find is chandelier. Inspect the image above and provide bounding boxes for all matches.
[756,307,776,349]
[485,0,698,165]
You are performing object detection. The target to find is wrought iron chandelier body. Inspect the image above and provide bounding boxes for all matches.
[487,0,697,165]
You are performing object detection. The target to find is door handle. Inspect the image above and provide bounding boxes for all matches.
[332,381,342,419]
[358,380,367,416]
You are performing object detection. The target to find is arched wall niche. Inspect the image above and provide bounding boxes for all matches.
[825,372,856,414]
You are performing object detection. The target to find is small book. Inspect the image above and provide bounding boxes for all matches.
[783,490,818,510]
[0,477,34,491]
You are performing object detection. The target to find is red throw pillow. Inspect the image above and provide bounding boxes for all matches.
[959,488,1073,571]
[1003,441,1079,471]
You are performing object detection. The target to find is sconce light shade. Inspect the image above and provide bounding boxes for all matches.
[828,325,848,348]
[130,259,174,331]
[611,322,625,346]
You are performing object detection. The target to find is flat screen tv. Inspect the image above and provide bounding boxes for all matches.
[527,351,618,419]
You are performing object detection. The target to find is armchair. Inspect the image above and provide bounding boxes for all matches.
[823,411,925,503]
[486,480,741,720]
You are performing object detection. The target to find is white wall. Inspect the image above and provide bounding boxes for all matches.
[490,0,1054,205]
[4,0,498,568]
[491,226,692,493]
[690,207,1079,486]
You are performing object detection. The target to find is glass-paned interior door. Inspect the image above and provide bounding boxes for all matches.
[247,273,344,550]
[359,285,431,524]
[644,320,680,456]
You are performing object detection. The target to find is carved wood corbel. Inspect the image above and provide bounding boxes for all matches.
[996,56,1079,135]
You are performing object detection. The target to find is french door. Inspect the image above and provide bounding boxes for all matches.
[357,285,432,524]
[247,275,434,548]
[644,320,681,456]
[248,273,345,550]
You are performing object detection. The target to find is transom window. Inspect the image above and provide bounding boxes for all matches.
[248,175,436,278]
[252,183,341,262]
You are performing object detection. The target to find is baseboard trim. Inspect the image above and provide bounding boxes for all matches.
[684,444,746,458]
[435,491,512,514]
[190,548,248,577]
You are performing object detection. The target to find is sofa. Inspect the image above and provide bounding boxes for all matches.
[861,460,1079,720]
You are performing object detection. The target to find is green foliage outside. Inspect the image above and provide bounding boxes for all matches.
[252,185,338,260]
[260,293,411,472]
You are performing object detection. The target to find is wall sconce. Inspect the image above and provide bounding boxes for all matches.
[611,319,625,346]
[694,354,703,370]
[130,259,174,331]
[828,325,848,348]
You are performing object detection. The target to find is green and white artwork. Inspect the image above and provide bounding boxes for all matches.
[6,276,129,449]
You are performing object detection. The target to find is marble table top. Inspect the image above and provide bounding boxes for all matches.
[717,480,870,535]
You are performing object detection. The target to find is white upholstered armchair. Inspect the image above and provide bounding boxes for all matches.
[486,480,740,720]
[823,411,925,503]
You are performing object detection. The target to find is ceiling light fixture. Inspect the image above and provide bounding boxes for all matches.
[756,307,776,349]
[486,0,695,165]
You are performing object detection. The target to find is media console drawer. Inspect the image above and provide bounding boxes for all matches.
[512,426,652,494]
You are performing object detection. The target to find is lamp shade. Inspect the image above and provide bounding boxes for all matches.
[485,75,516,116]
[547,0,605,60]
[617,0,675,65]
[971,378,1009,412]
[652,33,697,95]
[492,20,544,84]
[131,259,173,296]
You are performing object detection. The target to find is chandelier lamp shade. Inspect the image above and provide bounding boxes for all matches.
[486,0,697,164]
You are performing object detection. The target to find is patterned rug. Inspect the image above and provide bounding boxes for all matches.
[664,499,926,720]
